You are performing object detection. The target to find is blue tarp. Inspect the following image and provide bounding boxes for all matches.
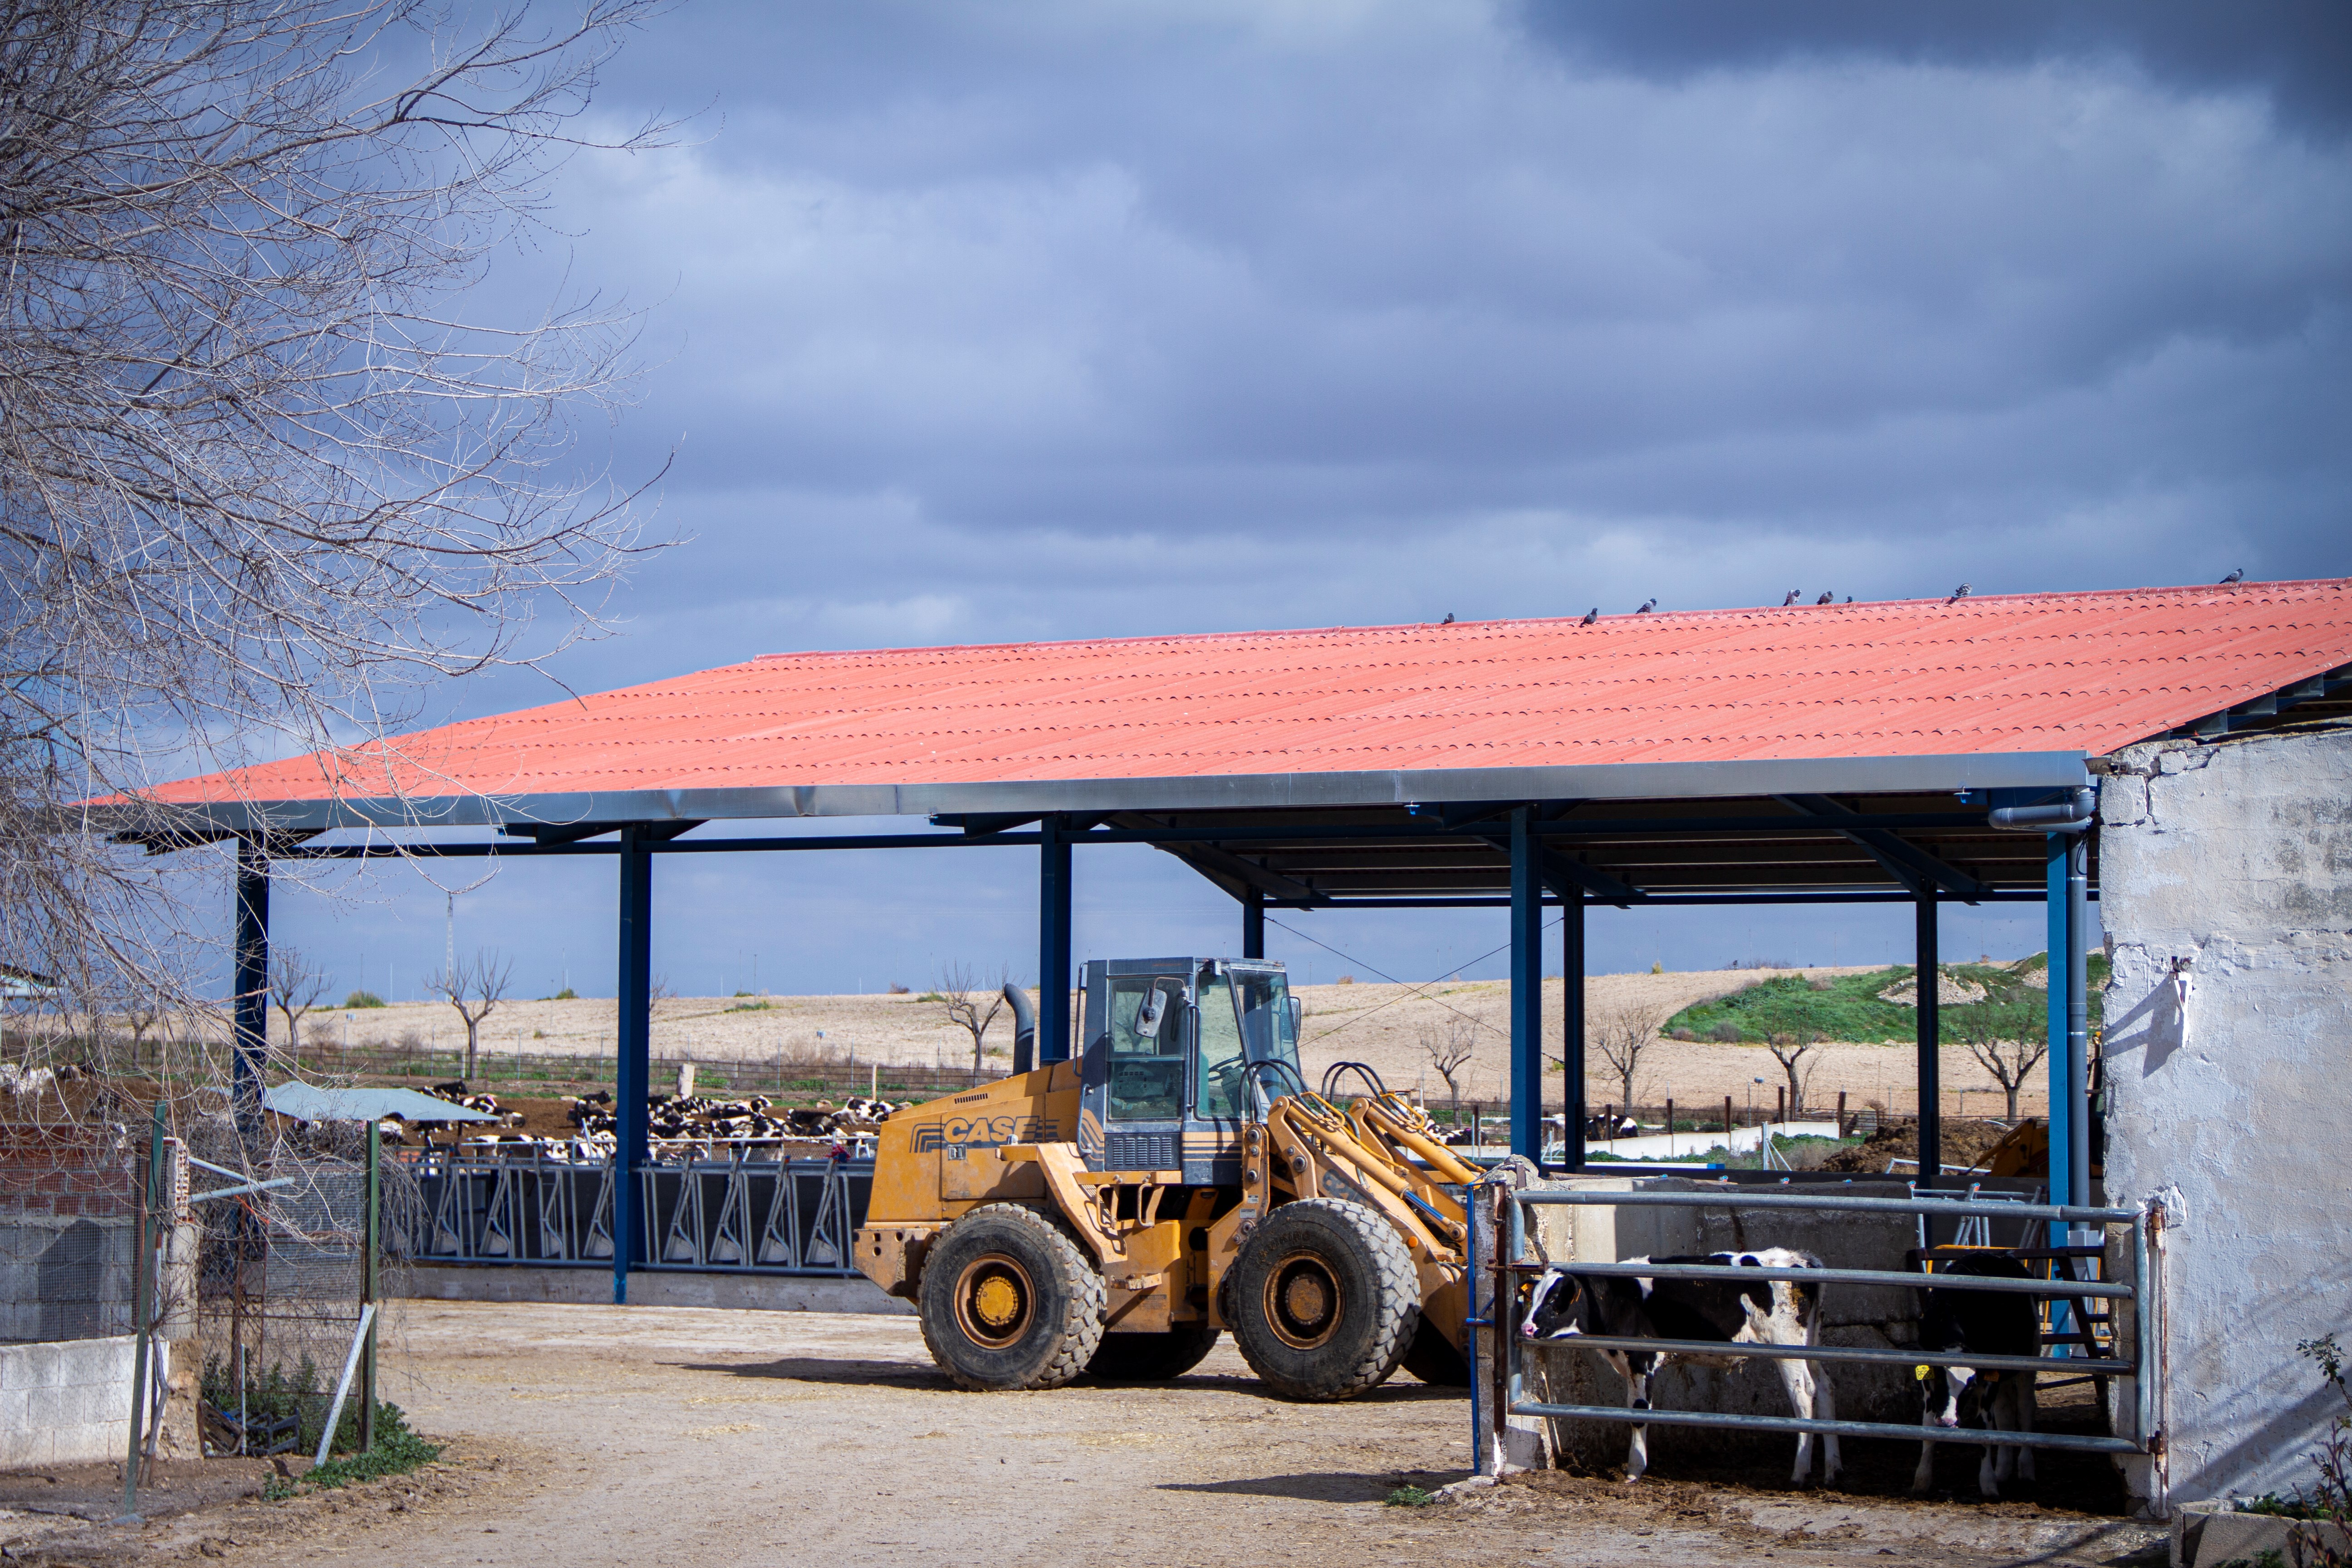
[263,1081,499,1123]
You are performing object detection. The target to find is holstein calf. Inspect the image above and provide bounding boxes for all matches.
[1912,1254,2039,1498]
[1524,1249,1842,1485]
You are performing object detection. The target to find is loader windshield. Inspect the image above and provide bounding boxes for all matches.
[1196,965,1299,1119]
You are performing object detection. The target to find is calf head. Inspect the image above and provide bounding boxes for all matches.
[1523,1269,1588,1342]
[1524,1269,1657,1408]
[1918,1362,1989,1429]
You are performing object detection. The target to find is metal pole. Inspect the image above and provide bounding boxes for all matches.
[1241,887,1264,961]
[1038,816,1073,1063]
[232,838,270,1149]
[1560,890,1586,1172]
[122,1100,163,1519]
[1915,894,1941,1186]
[1508,809,1544,1162]
[2045,833,2071,1208]
[2066,833,2091,1209]
[613,824,654,1304]
[360,1115,379,1454]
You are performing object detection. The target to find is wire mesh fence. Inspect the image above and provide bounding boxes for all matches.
[0,1122,145,1343]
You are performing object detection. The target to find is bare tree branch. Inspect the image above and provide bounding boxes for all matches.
[427,949,510,1081]
[1419,1017,1477,1113]
[937,961,1009,1075]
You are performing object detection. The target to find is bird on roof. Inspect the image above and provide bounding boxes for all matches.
[1579,608,1598,626]
[2220,568,2243,583]
[1637,598,1656,613]
[1782,590,1802,606]
[1843,596,1852,603]
[1816,591,1835,605]
[1948,583,1971,603]
[1441,612,1454,624]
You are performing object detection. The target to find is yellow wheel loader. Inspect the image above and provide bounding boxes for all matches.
[853,957,1483,1398]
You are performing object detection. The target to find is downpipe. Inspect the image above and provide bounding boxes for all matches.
[1989,785,2096,833]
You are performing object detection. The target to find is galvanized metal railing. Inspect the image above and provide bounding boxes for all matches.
[397,1151,872,1276]
[1497,1186,2161,1460]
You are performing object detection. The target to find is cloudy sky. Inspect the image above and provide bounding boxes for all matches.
[260,0,2351,1007]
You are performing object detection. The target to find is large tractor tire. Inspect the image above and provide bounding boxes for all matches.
[1400,1317,1470,1386]
[1086,1322,1221,1382]
[918,1204,1105,1391]
[1230,1198,1420,1401]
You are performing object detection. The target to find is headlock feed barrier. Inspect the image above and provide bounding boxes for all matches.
[1484,1186,2161,1466]
[397,1152,872,1276]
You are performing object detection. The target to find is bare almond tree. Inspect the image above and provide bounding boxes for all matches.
[938,962,1009,1074]
[1957,1003,2049,1122]
[1,0,674,1095]
[268,946,329,1058]
[429,951,513,1082]
[1419,1017,1478,1113]
[1585,999,1672,1120]
[1765,1029,1822,1117]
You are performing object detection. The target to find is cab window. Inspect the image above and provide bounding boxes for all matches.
[1193,971,1246,1118]
[1106,975,1184,1120]
[1234,969,1300,1088]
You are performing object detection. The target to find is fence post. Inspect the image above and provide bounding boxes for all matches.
[360,1116,379,1453]
[1723,1095,1733,1135]
[121,1100,164,1519]
[1837,1090,1849,1137]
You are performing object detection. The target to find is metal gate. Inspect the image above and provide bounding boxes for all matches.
[1486,1186,2160,1464]
[399,1151,872,1276]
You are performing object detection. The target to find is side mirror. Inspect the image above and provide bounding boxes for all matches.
[1135,982,1168,1041]
[1287,995,1303,1042]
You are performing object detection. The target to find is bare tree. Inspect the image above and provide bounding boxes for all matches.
[1765,1029,1822,1117]
[268,946,329,1056]
[1584,999,1672,1120]
[1419,1017,1478,1113]
[938,962,1008,1074]
[0,0,674,1091]
[1956,1003,2049,1122]
[429,951,513,1081]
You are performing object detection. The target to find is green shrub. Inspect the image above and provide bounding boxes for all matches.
[343,990,385,1009]
[1385,1485,1438,1507]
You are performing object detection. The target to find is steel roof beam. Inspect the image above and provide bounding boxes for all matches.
[1773,794,1984,902]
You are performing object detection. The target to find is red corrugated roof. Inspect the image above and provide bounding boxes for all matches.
[144,578,2352,807]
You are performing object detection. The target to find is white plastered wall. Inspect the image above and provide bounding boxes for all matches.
[2098,725,2352,1509]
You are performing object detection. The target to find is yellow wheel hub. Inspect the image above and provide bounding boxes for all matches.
[1284,1273,1330,1324]
[972,1274,1023,1329]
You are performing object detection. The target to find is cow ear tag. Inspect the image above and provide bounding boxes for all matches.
[1913,1365,1931,1380]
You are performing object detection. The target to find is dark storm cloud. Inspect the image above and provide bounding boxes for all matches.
[1514,1,2352,135]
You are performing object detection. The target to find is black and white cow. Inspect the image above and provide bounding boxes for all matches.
[1523,1249,1842,1485]
[1911,1254,2039,1498]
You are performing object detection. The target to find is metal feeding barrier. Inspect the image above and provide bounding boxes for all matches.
[1490,1186,2161,1463]
[398,1151,872,1276]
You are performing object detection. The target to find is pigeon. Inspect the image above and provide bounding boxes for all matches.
[1843,596,1852,604]
[1782,590,1803,606]
[1636,598,1656,614]
[1579,608,1598,626]
[1816,590,1835,605]
[1441,612,1455,624]
[1948,583,1972,603]
[2219,568,2243,583]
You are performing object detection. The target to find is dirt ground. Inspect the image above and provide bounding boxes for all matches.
[265,964,2047,1122]
[0,1302,2162,1568]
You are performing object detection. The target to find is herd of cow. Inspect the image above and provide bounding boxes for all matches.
[1521,1249,2042,1496]
[378,1083,911,1161]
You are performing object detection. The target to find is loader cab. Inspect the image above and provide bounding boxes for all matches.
[1078,957,1301,1184]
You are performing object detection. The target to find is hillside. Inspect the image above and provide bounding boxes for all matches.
[1662,955,2108,1045]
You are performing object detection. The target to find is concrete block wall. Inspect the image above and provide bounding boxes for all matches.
[0,1335,168,1469]
[2099,726,2352,1511]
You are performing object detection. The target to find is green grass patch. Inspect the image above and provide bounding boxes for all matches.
[1385,1485,1439,1507]
[343,990,385,1009]
[1663,956,2105,1045]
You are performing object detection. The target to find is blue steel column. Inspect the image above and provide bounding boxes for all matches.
[1915,893,1941,1186]
[2045,835,2072,1207]
[1039,815,1073,1063]
[612,825,653,1304]
[1242,888,1265,960]
[1560,889,1586,1172]
[1508,809,1544,1161]
[232,838,270,1150]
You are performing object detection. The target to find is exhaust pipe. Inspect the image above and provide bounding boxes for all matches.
[1003,983,1036,1075]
